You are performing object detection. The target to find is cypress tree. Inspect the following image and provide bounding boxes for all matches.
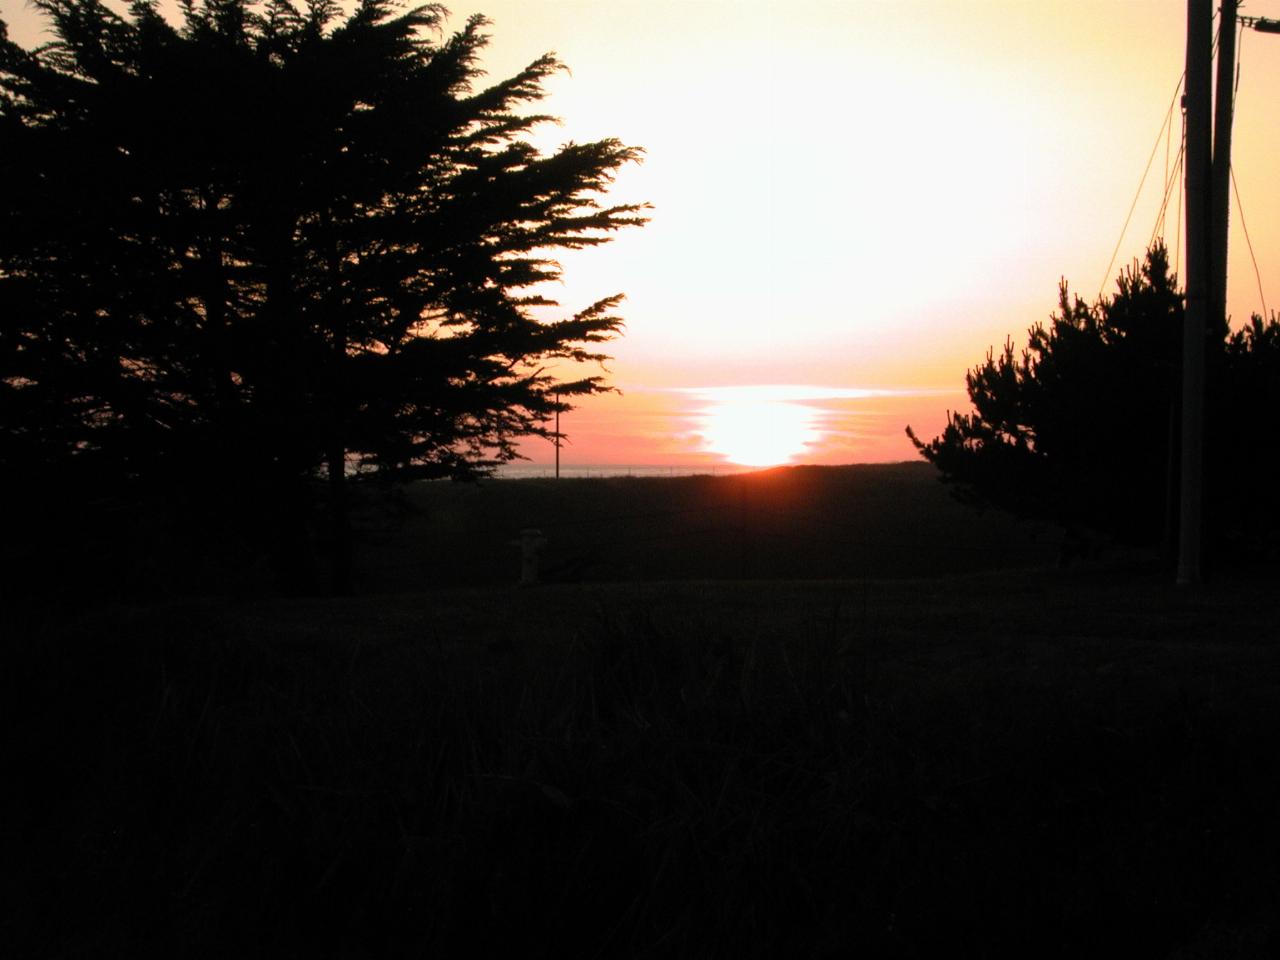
[1,0,647,592]
[908,244,1280,559]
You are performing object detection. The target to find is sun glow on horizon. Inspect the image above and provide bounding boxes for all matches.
[699,399,819,467]
[686,385,914,467]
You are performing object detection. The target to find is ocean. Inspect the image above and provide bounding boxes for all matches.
[493,463,754,480]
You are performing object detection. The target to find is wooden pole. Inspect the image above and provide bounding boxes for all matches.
[554,392,561,479]
[1178,0,1213,586]
[1210,0,1238,334]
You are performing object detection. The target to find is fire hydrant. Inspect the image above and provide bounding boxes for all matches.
[512,528,547,585]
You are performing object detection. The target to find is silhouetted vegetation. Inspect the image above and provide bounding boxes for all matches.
[0,0,645,592]
[908,244,1280,557]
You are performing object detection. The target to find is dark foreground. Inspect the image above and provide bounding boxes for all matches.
[8,562,1280,958]
[9,463,1060,598]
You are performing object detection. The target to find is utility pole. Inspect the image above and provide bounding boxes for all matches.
[1177,0,1213,586]
[1177,2,1276,585]
[1210,0,1238,337]
[554,391,561,479]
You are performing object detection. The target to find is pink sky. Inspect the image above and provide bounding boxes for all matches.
[517,386,968,468]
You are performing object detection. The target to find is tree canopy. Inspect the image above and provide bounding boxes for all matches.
[908,245,1280,555]
[1,0,647,590]
[1,0,645,478]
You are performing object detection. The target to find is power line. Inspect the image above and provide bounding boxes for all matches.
[1153,72,1184,244]
[1174,110,1185,282]
[1149,136,1186,250]
[1231,164,1269,319]
[1164,79,1174,204]
[1097,71,1186,300]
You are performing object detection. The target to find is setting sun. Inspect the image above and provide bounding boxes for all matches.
[683,386,933,467]
[697,392,821,466]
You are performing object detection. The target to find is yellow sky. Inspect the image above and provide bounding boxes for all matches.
[4,1,1277,467]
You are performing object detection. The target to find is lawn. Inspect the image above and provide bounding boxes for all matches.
[7,466,1280,958]
[352,462,1059,589]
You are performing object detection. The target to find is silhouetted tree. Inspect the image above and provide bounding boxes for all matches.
[1,0,646,591]
[908,244,1280,556]
[1212,312,1280,550]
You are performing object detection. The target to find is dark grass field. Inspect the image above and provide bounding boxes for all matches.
[7,465,1280,957]
[351,462,1060,590]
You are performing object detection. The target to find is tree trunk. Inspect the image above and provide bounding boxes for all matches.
[324,211,352,595]
[327,443,352,595]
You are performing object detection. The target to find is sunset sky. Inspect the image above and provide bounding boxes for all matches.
[4,0,1277,469]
